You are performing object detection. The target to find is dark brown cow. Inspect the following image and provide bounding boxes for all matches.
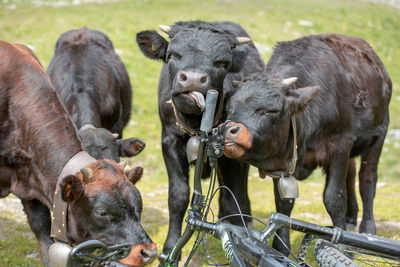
[0,41,156,267]
[47,27,145,162]
[223,34,391,254]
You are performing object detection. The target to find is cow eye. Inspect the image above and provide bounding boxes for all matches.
[214,61,229,70]
[95,209,113,224]
[96,209,108,217]
[256,108,279,115]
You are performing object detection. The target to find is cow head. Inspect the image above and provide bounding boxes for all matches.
[223,75,320,170]
[78,124,145,162]
[59,159,156,266]
[136,21,251,128]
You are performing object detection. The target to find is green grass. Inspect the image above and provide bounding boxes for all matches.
[0,0,399,266]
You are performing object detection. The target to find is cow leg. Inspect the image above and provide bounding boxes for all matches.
[160,132,190,258]
[21,199,53,267]
[323,137,350,230]
[217,157,251,225]
[358,136,385,234]
[272,178,295,256]
[346,158,358,229]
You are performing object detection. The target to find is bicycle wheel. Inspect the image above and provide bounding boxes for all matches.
[314,239,359,267]
[315,238,400,267]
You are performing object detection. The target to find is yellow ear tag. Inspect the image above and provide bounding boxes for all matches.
[66,182,72,192]
[151,43,157,52]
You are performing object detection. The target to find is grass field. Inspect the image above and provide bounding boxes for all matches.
[0,0,399,266]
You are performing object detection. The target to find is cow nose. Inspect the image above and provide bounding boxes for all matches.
[177,70,209,90]
[118,242,157,266]
[140,245,158,264]
[225,124,242,140]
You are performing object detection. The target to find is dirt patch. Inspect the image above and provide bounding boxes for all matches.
[0,195,27,224]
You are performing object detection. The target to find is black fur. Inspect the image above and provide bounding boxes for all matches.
[225,34,392,254]
[136,20,264,256]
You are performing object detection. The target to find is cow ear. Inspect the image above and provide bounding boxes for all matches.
[125,166,143,184]
[136,30,169,61]
[230,45,248,73]
[59,175,85,203]
[117,138,146,157]
[286,86,320,114]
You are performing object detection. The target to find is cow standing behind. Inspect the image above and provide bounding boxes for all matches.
[136,20,264,260]
[0,41,157,267]
[223,34,391,253]
[47,27,145,162]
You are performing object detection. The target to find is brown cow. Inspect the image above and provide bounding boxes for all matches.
[0,41,156,267]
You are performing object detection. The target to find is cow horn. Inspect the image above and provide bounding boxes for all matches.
[236,37,251,45]
[232,80,241,87]
[112,133,119,139]
[79,124,95,131]
[159,25,171,35]
[80,168,92,179]
[282,77,298,86]
[119,161,127,169]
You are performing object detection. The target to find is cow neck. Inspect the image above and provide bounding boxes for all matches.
[50,151,96,244]
[169,91,225,136]
[259,116,298,179]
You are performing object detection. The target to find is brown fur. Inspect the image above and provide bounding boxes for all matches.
[224,122,252,158]
[80,159,126,194]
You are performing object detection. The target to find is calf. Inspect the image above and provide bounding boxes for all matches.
[136,20,264,259]
[223,34,391,253]
[0,41,156,267]
[47,27,145,162]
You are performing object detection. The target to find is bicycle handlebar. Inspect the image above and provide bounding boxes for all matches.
[200,89,219,133]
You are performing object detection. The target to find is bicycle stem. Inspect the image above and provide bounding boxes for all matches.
[191,139,206,211]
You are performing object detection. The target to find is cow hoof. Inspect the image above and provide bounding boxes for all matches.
[359,220,376,234]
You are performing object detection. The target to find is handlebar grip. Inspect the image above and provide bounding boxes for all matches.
[200,89,219,133]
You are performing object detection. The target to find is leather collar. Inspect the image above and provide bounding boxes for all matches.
[259,116,298,179]
[50,151,96,244]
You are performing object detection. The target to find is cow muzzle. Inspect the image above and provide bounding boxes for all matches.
[171,70,210,114]
[118,242,157,266]
[223,122,252,159]
[49,240,156,267]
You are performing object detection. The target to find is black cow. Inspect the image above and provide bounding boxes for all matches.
[0,41,156,267]
[47,27,145,162]
[223,34,391,253]
[136,20,264,259]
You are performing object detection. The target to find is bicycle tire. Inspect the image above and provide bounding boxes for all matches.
[314,239,360,267]
[315,236,400,267]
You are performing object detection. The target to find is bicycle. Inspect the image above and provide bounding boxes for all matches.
[156,89,400,267]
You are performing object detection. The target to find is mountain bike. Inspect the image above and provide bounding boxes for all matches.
[155,89,400,267]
